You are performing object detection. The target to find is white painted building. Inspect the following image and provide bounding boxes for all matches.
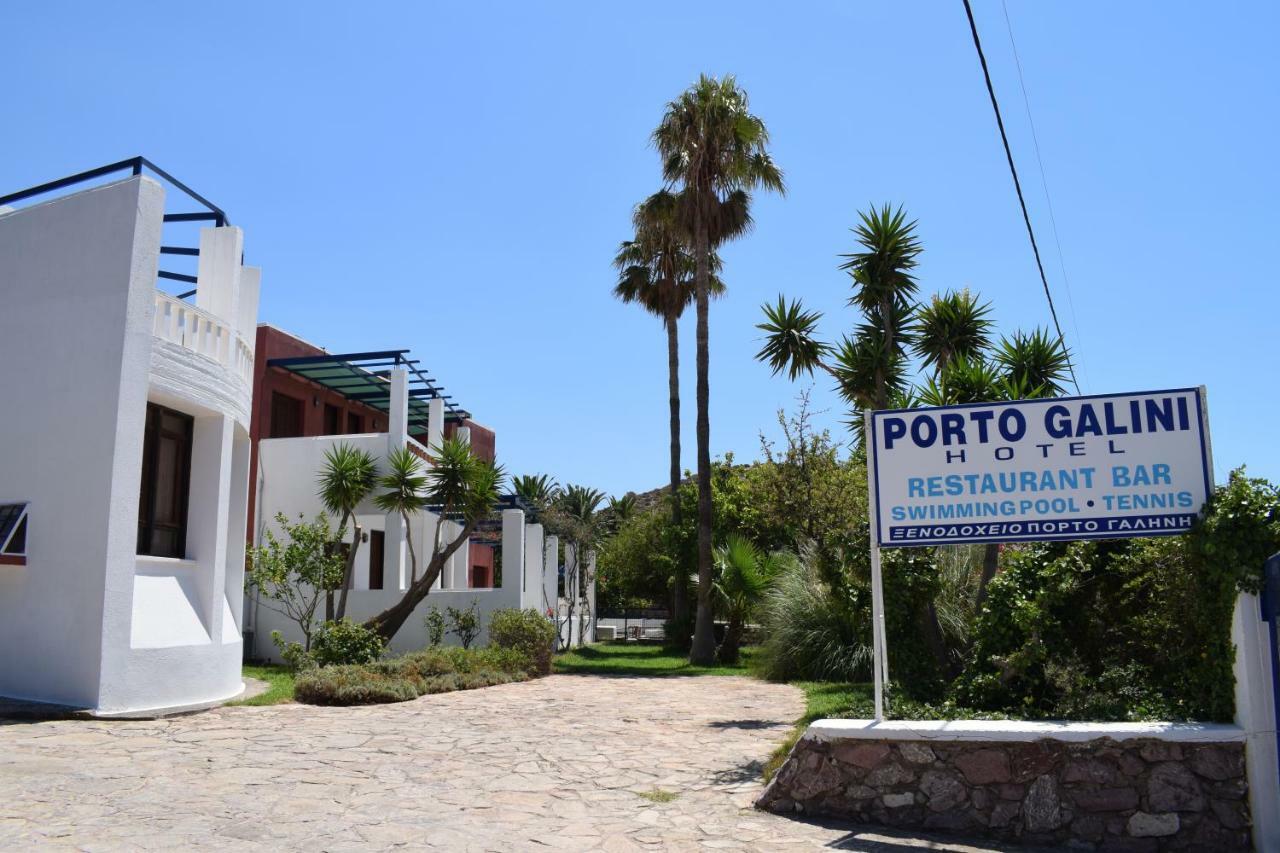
[0,166,259,715]
[248,365,587,657]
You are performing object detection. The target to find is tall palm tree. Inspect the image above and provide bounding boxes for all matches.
[317,443,378,621]
[373,447,428,584]
[653,74,784,665]
[613,189,724,630]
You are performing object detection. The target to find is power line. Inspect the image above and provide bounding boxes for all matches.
[960,0,1080,395]
[1000,0,1089,393]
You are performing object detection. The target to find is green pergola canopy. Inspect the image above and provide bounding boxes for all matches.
[267,350,468,432]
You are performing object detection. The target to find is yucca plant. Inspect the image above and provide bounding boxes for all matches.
[373,447,428,584]
[317,443,378,620]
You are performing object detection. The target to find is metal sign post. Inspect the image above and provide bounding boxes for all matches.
[865,410,888,722]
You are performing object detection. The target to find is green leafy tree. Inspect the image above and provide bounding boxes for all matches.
[247,512,346,651]
[362,437,504,642]
[446,602,481,650]
[653,74,785,665]
[317,443,378,621]
[373,447,429,584]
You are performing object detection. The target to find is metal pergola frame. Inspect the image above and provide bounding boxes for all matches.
[267,349,469,431]
[0,157,231,300]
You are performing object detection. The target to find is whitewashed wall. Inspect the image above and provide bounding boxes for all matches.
[0,176,256,715]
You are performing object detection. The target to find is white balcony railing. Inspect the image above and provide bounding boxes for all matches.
[152,290,254,384]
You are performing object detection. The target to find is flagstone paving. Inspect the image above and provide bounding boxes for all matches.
[0,674,1037,851]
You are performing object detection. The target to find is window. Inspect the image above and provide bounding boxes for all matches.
[0,504,28,565]
[346,412,363,434]
[137,403,193,558]
[270,392,304,438]
[368,530,385,590]
[323,403,341,436]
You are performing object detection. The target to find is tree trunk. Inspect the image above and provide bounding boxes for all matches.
[717,614,743,665]
[335,512,361,621]
[666,315,689,629]
[362,517,476,642]
[404,510,418,586]
[690,211,717,666]
[976,543,1000,607]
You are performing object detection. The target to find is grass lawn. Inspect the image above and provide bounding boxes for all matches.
[553,641,760,677]
[763,681,873,780]
[229,664,295,706]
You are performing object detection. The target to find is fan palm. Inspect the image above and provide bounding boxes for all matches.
[511,473,560,508]
[317,443,378,621]
[653,74,785,665]
[373,447,428,584]
[711,533,779,665]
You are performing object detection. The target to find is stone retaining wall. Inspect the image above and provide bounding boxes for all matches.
[758,730,1250,850]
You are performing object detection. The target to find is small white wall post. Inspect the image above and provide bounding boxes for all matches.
[523,523,545,609]
[500,509,524,592]
[426,397,444,451]
[386,368,409,589]
[864,410,888,722]
[585,550,597,644]
[447,522,468,589]
[194,226,244,323]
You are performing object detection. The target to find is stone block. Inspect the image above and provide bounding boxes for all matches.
[1071,786,1139,812]
[1010,741,1060,783]
[1146,762,1204,813]
[1210,798,1250,830]
[897,742,936,765]
[919,769,967,812]
[865,761,915,788]
[989,800,1020,829]
[1063,757,1121,785]
[1023,775,1063,833]
[833,742,890,769]
[955,748,1011,785]
[1188,745,1244,781]
[882,792,913,809]
[1127,811,1179,838]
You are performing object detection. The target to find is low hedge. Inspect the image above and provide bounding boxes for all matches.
[294,644,535,706]
[488,608,557,675]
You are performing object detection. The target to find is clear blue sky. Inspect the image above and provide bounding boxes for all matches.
[6,2,1276,497]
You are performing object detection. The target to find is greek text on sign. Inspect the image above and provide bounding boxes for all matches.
[869,388,1213,547]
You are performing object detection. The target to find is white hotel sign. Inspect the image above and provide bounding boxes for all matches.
[868,388,1213,548]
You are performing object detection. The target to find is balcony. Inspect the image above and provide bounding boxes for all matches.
[153,290,253,385]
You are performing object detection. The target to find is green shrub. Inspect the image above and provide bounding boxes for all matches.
[446,602,482,649]
[425,607,446,646]
[951,534,1238,721]
[756,551,871,683]
[271,631,315,672]
[294,665,418,705]
[293,650,529,706]
[310,619,385,667]
[489,608,556,675]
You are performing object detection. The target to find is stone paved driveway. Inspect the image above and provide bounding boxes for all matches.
[0,675,1032,851]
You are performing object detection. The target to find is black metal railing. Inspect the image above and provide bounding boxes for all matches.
[0,157,231,299]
